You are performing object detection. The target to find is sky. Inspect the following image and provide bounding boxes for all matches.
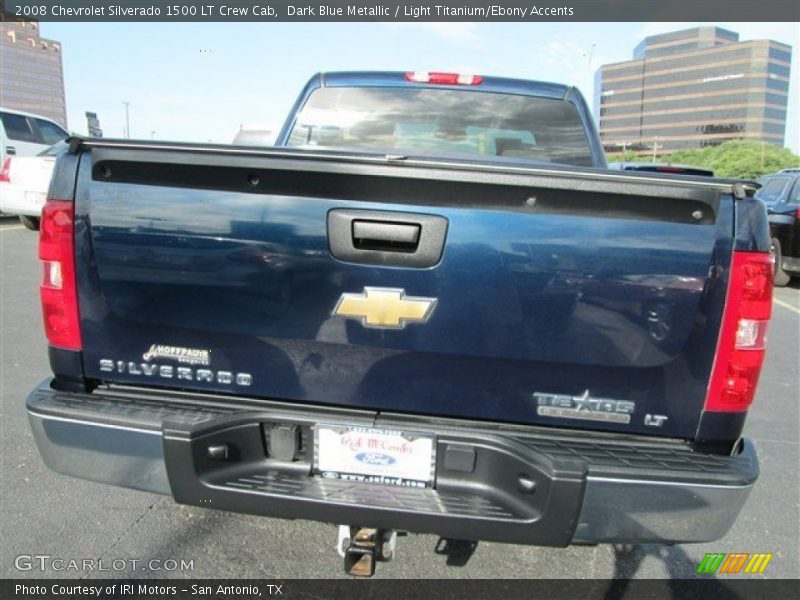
[43,21,800,152]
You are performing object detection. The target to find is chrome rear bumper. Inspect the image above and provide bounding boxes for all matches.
[27,379,758,545]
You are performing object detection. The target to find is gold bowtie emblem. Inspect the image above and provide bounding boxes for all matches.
[333,287,437,329]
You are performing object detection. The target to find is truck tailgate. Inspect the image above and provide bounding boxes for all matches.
[73,144,734,439]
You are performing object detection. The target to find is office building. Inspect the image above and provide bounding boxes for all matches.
[595,27,792,153]
[1,21,67,127]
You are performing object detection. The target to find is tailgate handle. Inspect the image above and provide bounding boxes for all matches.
[328,209,448,268]
[352,220,421,252]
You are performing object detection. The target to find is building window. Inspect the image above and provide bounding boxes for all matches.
[5,30,15,43]
[40,41,48,50]
[27,38,35,48]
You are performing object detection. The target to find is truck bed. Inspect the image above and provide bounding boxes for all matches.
[25,136,771,564]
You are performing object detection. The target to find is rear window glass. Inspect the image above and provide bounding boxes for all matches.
[287,86,595,167]
[232,130,274,146]
[1,112,39,143]
[34,118,68,145]
[756,177,791,203]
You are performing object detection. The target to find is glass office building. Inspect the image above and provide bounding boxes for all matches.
[594,27,792,153]
[0,21,67,127]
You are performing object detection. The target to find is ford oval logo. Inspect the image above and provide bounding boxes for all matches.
[355,452,396,466]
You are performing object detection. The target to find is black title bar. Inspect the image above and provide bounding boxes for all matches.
[4,579,800,600]
[2,0,799,22]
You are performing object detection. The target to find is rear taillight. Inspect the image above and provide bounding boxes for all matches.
[705,251,773,412]
[0,158,11,182]
[405,72,483,86]
[39,199,81,350]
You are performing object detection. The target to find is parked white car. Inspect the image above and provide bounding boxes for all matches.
[0,146,58,230]
[1,107,68,165]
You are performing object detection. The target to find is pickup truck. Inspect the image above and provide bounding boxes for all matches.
[27,71,772,577]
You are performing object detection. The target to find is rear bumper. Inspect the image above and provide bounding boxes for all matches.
[27,379,758,546]
[0,183,44,216]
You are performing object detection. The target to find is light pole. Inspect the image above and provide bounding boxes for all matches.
[122,102,131,138]
[615,140,631,159]
[651,137,662,162]
[582,43,596,98]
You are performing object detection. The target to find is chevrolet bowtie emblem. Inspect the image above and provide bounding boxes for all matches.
[333,287,437,329]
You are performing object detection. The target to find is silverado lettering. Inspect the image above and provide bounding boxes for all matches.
[98,359,252,386]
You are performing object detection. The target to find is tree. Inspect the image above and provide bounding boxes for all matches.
[606,140,800,179]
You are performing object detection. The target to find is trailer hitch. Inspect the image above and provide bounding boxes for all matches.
[337,526,397,577]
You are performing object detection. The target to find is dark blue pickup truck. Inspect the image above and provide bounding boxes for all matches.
[28,72,773,576]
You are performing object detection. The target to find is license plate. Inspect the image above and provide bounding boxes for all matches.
[24,191,46,208]
[315,426,435,488]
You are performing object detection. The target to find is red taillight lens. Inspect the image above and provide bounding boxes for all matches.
[39,199,82,350]
[405,72,483,86]
[705,251,773,412]
[0,158,11,182]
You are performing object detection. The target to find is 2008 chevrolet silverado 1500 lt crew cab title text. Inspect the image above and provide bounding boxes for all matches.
[27,71,772,576]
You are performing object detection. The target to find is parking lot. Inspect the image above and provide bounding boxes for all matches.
[1,216,798,580]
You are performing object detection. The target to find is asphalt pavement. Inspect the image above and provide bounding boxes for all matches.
[1,216,798,580]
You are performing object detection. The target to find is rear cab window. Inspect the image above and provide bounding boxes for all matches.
[0,112,40,143]
[286,86,595,167]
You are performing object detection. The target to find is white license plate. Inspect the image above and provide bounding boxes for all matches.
[315,426,435,488]
[24,191,46,208]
